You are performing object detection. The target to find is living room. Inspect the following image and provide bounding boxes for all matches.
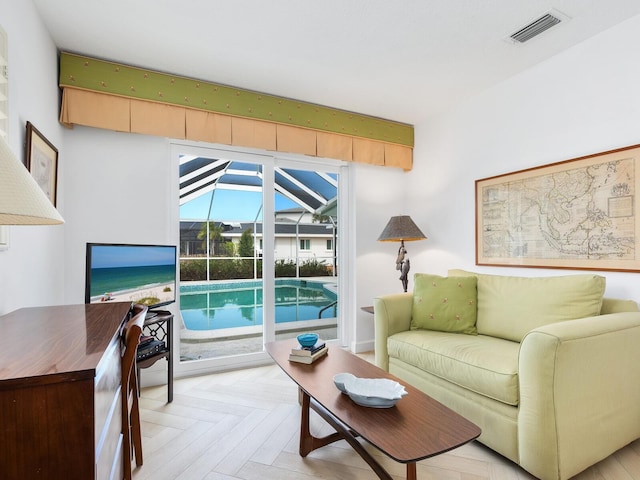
[2,1,640,478]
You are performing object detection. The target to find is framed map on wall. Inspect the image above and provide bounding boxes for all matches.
[476,144,640,272]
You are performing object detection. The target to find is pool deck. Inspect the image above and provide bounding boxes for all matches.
[179,324,338,360]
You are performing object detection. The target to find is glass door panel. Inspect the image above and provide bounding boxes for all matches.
[272,164,338,344]
[178,154,265,360]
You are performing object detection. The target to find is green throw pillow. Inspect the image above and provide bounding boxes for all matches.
[411,274,478,335]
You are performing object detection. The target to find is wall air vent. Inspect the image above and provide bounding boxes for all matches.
[510,12,563,43]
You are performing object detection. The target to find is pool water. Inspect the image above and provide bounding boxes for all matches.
[180,280,337,330]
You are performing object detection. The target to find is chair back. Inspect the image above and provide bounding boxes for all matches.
[122,303,147,479]
[122,304,146,381]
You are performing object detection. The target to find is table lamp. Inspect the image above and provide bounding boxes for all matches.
[377,215,426,292]
[0,135,63,226]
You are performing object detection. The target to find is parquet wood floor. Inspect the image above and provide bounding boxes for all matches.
[134,353,640,480]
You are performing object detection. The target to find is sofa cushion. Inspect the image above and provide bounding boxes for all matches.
[449,270,606,342]
[411,274,478,335]
[387,330,520,405]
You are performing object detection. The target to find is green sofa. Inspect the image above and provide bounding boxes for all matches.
[374,270,640,480]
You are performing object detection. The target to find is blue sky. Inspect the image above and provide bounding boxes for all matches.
[180,190,298,221]
[90,244,176,268]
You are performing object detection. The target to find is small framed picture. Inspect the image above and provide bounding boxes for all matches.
[25,121,58,206]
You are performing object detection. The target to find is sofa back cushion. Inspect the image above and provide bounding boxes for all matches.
[448,270,605,342]
[411,273,478,335]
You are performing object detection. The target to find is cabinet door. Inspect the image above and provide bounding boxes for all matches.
[0,379,95,479]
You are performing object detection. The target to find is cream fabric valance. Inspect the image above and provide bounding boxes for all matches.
[59,53,414,170]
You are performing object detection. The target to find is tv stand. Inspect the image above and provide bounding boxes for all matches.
[137,309,173,402]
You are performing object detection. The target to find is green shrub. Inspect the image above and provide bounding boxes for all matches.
[180,259,207,281]
[300,258,331,277]
[275,259,296,277]
[181,257,333,281]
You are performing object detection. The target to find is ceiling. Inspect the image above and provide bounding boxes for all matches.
[33,0,640,126]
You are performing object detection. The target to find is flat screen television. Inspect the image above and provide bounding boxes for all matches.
[85,243,177,309]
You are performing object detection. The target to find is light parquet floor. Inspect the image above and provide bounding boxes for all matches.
[134,354,640,480]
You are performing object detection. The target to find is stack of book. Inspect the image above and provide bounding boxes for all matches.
[288,340,328,364]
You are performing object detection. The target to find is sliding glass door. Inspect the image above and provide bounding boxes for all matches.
[175,145,343,368]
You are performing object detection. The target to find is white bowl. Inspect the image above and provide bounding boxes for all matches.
[342,377,408,408]
[333,372,356,393]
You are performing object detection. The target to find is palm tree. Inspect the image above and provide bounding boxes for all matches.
[197,221,224,255]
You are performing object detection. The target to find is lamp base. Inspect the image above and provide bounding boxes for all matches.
[396,240,410,292]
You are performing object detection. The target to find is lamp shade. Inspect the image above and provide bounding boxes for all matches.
[0,136,64,225]
[377,215,426,242]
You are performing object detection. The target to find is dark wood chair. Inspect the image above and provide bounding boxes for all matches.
[122,304,147,479]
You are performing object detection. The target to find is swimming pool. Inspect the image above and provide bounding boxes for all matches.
[180,279,337,330]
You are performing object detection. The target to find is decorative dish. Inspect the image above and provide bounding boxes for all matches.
[340,376,408,408]
[333,372,356,393]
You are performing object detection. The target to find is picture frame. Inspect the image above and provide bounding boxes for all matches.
[25,121,58,206]
[476,143,640,272]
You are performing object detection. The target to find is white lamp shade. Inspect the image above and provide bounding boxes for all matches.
[0,136,63,225]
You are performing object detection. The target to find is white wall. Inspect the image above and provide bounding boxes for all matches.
[403,13,640,304]
[61,127,175,304]
[353,163,408,350]
[0,0,65,314]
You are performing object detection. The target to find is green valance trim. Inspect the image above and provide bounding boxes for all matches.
[59,52,414,147]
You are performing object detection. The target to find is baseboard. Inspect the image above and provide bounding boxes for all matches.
[351,339,374,354]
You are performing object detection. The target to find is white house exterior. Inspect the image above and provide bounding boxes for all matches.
[180,208,337,270]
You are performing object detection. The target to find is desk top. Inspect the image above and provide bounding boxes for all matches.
[0,302,131,386]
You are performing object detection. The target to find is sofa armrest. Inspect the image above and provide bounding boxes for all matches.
[518,312,640,480]
[373,292,413,371]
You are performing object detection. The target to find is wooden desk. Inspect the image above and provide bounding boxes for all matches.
[0,302,132,480]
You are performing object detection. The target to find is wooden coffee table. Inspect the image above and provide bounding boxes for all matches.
[266,340,481,480]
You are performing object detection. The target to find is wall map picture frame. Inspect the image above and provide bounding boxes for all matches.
[476,144,640,272]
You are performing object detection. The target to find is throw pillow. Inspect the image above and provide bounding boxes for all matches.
[411,274,478,335]
[448,269,605,342]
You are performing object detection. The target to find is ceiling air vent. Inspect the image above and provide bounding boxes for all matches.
[510,12,563,43]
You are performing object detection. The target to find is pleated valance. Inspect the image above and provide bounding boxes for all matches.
[59,52,414,170]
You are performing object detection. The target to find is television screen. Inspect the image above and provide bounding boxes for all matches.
[85,243,177,309]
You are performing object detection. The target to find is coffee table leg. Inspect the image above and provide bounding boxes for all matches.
[299,390,313,456]
[299,389,417,480]
[299,389,343,457]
